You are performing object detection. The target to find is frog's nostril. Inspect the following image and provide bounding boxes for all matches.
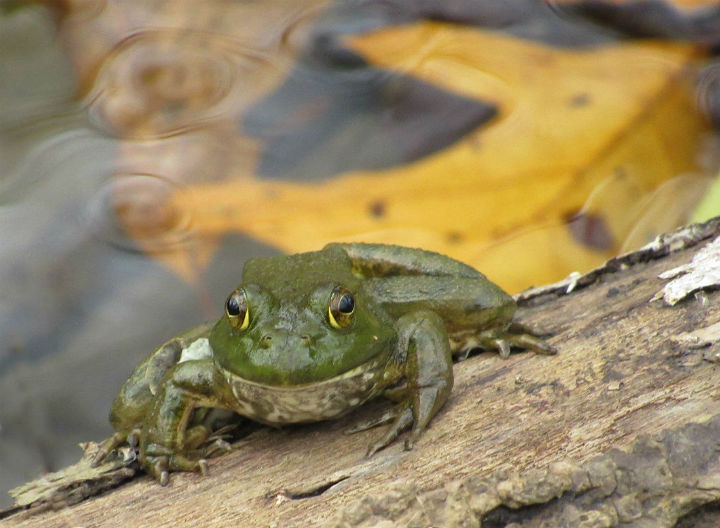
[300,334,311,345]
[261,335,273,348]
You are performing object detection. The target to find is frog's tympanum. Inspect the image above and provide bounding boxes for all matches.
[93,243,555,484]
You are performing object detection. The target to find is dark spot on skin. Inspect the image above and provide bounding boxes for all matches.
[446,231,464,244]
[569,93,591,107]
[368,200,386,218]
[564,210,615,251]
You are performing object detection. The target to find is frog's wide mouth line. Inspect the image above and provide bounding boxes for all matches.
[177,335,388,391]
[221,353,387,392]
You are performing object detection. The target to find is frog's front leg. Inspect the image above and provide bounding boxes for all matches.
[138,359,228,485]
[367,310,453,456]
[92,324,213,467]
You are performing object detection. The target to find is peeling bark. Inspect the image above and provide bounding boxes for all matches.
[3,218,720,528]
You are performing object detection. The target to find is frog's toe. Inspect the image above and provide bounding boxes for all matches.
[366,407,413,457]
[346,407,402,435]
[203,438,232,457]
[127,431,139,448]
[507,323,557,355]
[475,330,556,359]
[91,432,123,467]
[171,454,206,472]
[145,455,171,486]
[493,339,512,359]
[91,430,139,467]
[143,453,208,485]
[512,333,557,355]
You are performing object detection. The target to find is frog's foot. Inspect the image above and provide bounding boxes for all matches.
[202,437,233,457]
[507,322,557,355]
[346,397,421,456]
[459,325,556,360]
[365,406,414,457]
[91,429,140,467]
[345,406,404,435]
[344,405,413,455]
[140,444,208,486]
[183,424,234,458]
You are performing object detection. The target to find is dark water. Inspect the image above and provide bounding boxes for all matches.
[1,0,719,508]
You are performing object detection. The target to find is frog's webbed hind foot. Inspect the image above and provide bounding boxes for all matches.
[461,324,556,360]
[507,322,556,355]
[91,429,140,467]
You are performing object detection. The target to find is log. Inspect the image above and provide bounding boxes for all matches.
[3,217,720,528]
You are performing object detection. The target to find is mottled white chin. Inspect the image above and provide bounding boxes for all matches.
[221,354,390,425]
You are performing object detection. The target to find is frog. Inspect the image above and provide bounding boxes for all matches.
[92,243,555,485]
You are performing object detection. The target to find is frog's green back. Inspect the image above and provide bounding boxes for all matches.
[242,245,359,297]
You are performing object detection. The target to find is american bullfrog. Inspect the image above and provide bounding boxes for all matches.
[93,243,554,484]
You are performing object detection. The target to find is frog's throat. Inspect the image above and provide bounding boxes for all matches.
[221,354,391,425]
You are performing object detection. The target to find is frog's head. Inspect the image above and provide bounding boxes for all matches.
[209,246,396,386]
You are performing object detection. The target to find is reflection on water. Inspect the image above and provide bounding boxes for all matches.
[698,62,720,129]
[1,0,719,508]
[87,173,190,251]
[88,31,275,137]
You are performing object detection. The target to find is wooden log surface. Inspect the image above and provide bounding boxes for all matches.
[3,218,720,528]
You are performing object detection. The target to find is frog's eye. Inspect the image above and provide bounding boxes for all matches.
[328,287,355,329]
[225,289,250,331]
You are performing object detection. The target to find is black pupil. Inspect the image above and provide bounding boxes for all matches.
[227,295,242,316]
[338,294,354,314]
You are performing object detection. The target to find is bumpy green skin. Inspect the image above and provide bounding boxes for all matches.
[93,243,554,484]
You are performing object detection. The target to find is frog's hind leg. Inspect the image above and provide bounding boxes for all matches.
[468,325,556,360]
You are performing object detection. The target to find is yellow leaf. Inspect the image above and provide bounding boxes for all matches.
[163,22,711,291]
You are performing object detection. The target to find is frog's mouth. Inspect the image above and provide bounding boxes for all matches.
[220,354,388,425]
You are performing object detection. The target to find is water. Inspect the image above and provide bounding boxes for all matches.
[1,0,718,508]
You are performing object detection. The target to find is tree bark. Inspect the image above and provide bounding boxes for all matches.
[3,218,720,528]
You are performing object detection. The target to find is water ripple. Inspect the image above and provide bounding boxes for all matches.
[87,30,277,138]
[84,172,192,252]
